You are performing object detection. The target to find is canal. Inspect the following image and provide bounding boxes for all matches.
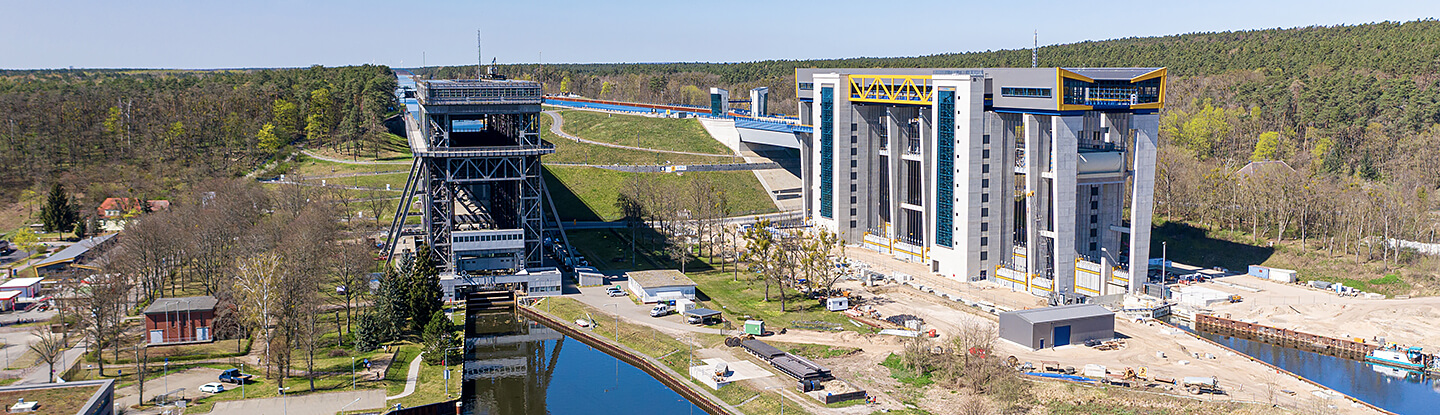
[1169,318,1439,415]
[463,309,704,415]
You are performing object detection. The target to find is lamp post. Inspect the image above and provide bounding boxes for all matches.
[351,357,356,389]
[603,304,619,340]
[1161,241,1167,283]
[764,386,785,415]
[239,363,246,399]
[340,397,362,414]
[279,387,291,415]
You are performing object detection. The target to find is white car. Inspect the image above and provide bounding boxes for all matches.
[199,382,225,393]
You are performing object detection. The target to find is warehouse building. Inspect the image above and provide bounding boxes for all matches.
[998,304,1114,350]
[625,270,697,303]
[796,68,1164,302]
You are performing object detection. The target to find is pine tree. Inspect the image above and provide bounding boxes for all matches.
[353,311,386,352]
[39,183,75,234]
[73,216,88,240]
[407,245,443,333]
[375,268,409,338]
[421,310,455,364]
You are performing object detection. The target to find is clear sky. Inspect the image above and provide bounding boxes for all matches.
[3,0,1438,69]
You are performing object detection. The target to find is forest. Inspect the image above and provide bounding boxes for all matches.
[423,19,1440,288]
[0,65,398,209]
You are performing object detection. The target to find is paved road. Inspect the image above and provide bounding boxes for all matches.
[114,367,223,408]
[543,111,735,157]
[16,344,85,385]
[301,149,412,165]
[209,389,387,415]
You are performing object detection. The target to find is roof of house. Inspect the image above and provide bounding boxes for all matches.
[97,198,170,218]
[1236,160,1296,178]
[0,291,21,300]
[34,233,117,268]
[626,270,696,288]
[1002,304,1114,325]
[0,277,44,289]
[143,296,218,315]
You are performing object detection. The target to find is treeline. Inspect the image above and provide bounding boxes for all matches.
[414,20,1440,279]
[97,179,404,395]
[0,65,397,204]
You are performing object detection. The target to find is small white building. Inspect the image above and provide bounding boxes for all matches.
[0,277,45,298]
[1173,286,1231,307]
[626,270,697,303]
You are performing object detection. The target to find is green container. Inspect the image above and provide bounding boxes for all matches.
[744,320,765,335]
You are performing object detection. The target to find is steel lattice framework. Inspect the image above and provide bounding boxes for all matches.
[386,78,556,274]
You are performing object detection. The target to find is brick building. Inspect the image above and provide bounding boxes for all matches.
[143,296,217,345]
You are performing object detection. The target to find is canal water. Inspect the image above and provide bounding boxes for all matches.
[463,310,703,415]
[1169,318,1440,415]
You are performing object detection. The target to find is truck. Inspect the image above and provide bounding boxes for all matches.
[1182,376,1223,395]
[219,368,253,384]
[650,303,674,317]
[0,240,12,255]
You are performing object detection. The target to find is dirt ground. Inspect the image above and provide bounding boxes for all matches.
[841,249,1384,415]
[1199,275,1440,347]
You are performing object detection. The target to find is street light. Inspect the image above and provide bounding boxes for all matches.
[240,363,246,399]
[764,386,786,415]
[603,304,620,340]
[339,397,362,414]
[351,357,356,390]
[279,387,292,415]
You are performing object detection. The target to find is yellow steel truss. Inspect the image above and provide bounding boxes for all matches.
[847,75,933,104]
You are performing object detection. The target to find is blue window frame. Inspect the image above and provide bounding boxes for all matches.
[935,90,955,248]
[819,87,834,219]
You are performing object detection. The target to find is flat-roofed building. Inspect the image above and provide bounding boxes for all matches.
[998,304,1114,349]
[625,270,697,303]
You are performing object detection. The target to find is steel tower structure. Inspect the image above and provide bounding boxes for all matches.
[386,75,555,274]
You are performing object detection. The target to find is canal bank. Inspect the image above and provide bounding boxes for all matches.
[517,303,737,415]
[456,302,708,415]
[1164,316,1430,415]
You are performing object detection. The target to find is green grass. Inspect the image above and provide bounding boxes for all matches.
[317,172,410,190]
[287,154,410,178]
[544,165,776,222]
[550,110,731,155]
[542,111,739,166]
[880,353,933,387]
[688,268,872,333]
[773,342,859,359]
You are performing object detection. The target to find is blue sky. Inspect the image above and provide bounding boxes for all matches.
[3,0,1438,69]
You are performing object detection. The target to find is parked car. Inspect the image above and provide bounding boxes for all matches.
[199,382,225,393]
[650,304,673,317]
[218,368,252,384]
[605,286,626,297]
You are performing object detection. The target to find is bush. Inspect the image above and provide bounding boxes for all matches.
[327,348,351,358]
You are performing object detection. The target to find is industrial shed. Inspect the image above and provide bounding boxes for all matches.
[999,304,1114,350]
[625,270,696,303]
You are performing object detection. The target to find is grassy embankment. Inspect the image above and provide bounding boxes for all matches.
[564,230,869,335]
[535,296,805,415]
[541,110,738,166]
[1152,220,1435,297]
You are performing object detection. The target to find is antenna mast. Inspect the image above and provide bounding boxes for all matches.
[1032,30,1038,68]
[477,29,483,79]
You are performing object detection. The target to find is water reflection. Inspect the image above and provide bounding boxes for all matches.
[463,310,703,415]
[1194,329,1440,415]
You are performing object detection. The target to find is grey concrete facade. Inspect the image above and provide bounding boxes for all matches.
[998,304,1115,350]
[798,67,1165,301]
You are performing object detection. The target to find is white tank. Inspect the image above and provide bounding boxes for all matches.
[1077,151,1125,175]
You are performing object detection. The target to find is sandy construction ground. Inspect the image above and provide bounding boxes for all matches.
[1197,275,1440,348]
[842,248,1385,414]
